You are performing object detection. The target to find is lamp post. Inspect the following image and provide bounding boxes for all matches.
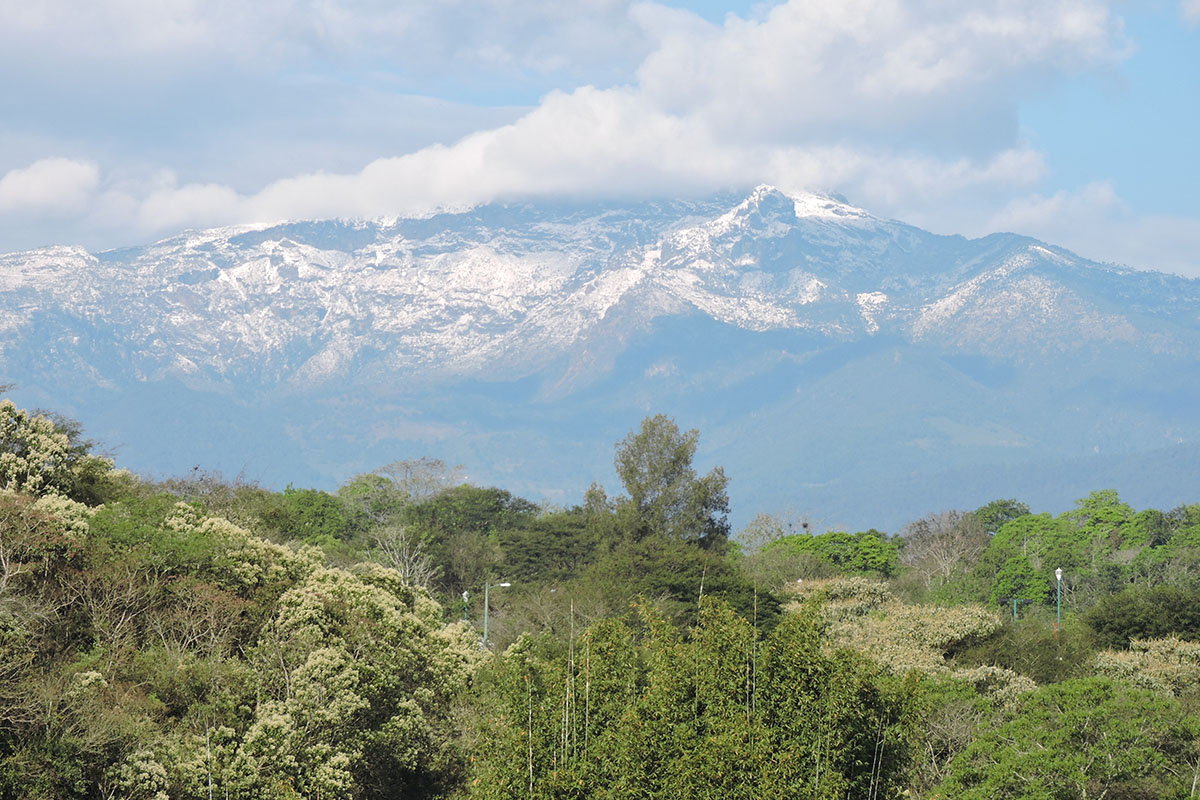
[482,581,511,649]
[999,597,1032,621]
[1055,568,1063,641]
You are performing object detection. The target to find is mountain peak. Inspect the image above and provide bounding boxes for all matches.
[3,190,1199,531]
[741,184,873,224]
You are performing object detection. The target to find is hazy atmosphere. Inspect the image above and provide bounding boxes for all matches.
[7,3,1200,800]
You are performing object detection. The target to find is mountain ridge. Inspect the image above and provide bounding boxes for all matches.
[3,186,1199,529]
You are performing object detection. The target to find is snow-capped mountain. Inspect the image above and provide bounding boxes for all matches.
[4,187,1200,529]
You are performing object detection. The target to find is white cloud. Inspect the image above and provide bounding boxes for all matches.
[0,0,654,83]
[5,0,1169,273]
[0,158,98,214]
[990,181,1122,235]
[1184,0,1200,23]
[115,0,1119,225]
[122,102,1051,237]
[988,183,1200,278]
[634,0,1124,147]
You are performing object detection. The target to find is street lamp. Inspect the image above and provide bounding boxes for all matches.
[1000,597,1032,621]
[1055,568,1063,641]
[482,581,511,649]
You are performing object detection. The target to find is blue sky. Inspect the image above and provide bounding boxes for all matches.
[0,0,1197,276]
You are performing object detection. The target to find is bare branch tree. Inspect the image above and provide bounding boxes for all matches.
[378,457,464,504]
[900,511,988,589]
[371,525,440,590]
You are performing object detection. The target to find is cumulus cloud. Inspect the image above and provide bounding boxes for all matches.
[634,0,1123,149]
[987,183,1200,277]
[112,0,1122,226]
[0,158,99,215]
[7,0,1177,275]
[990,181,1123,234]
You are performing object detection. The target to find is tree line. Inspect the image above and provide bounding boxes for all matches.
[5,396,1200,798]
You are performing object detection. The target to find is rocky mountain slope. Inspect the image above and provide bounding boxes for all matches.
[4,187,1199,530]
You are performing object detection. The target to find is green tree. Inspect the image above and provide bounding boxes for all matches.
[955,612,1097,685]
[265,486,361,546]
[496,510,597,584]
[468,599,917,800]
[613,414,730,546]
[404,485,537,594]
[0,399,115,501]
[973,499,1031,535]
[988,556,1050,607]
[1085,585,1200,649]
[759,529,899,578]
[938,678,1200,799]
[338,457,464,526]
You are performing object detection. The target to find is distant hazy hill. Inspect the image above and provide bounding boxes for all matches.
[4,186,1200,530]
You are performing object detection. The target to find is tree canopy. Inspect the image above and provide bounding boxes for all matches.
[613,414,730,546]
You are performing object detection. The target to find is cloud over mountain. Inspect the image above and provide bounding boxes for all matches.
[12,1,1192,274]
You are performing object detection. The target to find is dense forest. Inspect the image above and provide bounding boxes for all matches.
[5,395,1200,799]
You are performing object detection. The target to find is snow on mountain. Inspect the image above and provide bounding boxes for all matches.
[3,187,1200,529]
[8,184,1180,389]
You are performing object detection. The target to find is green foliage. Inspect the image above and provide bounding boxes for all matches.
[0,487,477,800]
[1167,504,1200,546]
[267,485,362,546]
[15,399,1200,799]
[973,499,1031,535]
[339,458,462,522]
[954,611,1098,685]
[405,485,538,541]
[495,511,597,585]
[981,513,1074,573]
[468,599,918,800]
[582,532,779,630]
[970,491,1186,614]
[761,529,898,577]
[0,399,119,503]
[613,414,730,546]
[988,555,1050,606]
[88,494,204,557]
[338,472,410,525]
[1067,489,1146,548]
[1085,585,1200,649]
[403,484,537,594]
[937,678,1200,799]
